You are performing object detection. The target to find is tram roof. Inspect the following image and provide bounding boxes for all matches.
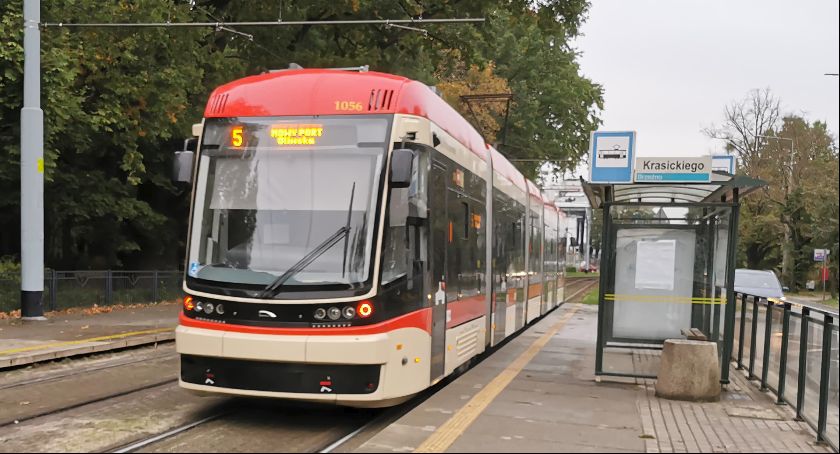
[489,147,528,194]
[204,69,490,163]
[204,68,554,199]
[526,180,543,201]
[581,172,765,208]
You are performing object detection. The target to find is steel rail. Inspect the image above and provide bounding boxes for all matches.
[0,378,177,428]
[0,351,176,391]
[110,413,228,453]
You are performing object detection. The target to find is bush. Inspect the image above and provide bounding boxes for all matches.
[0,256,20,274]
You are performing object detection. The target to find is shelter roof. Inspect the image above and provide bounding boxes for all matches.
[581,172,766,208]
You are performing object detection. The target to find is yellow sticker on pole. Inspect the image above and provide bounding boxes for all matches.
[37,158,44,173]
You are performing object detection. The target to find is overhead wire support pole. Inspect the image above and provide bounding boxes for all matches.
[21,0,46,320]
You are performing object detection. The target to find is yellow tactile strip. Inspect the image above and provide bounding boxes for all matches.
[414,305,580,453]
[0,327,174,356]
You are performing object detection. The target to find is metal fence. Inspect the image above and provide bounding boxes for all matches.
[0,270,183,313]
[732,293,839,452]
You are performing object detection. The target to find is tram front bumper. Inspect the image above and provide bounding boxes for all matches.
[175,325,430,405]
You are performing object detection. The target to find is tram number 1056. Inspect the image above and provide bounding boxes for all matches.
[335,101,364,112]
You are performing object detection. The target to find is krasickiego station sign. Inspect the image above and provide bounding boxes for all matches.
[589,131,716,184]
[634,157,712,183]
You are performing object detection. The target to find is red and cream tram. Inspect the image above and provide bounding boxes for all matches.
[175,68,567,407]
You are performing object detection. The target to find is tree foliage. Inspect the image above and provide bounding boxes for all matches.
[0,0,602,269]
[436,63,511,144]
[707,89,838,294]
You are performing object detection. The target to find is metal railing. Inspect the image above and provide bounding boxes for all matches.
[0,270,183,313]
[733,292,839,452]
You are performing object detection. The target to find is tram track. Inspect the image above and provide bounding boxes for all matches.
[109,412,229,453]
[0,378,178,428]
[106,394,423,454]
[564,276,598,302]
[0,279,599,452]
[0,345,179,428]
[101,401,380,454]
[0,351,178,391]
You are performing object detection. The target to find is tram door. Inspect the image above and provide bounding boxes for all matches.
[428,160,448,382]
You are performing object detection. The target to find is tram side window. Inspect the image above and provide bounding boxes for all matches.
[472,203,485,295]
[529,213,541,283]
[462,202,469,239]
[381,186,408,285]
[382,146,430,286]
[559,237,567,268]
[381,160,416,285]
[459,201,471,297]
[460,201,480,297]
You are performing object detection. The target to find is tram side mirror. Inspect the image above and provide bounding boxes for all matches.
[390,148,414,189]
[172,148,195,185]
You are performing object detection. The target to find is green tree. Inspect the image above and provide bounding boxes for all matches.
[204,0,602,177]
[1,0,602,270]
[708,90,838,292]
[1,0,237,268]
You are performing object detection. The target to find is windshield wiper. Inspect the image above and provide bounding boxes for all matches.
[259,183,356,298]
[341,182,356,278]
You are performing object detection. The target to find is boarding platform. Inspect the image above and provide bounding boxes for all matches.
[355,303,833,453]
[0,302,177,369]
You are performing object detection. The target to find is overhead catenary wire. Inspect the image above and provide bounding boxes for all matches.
[40,18,485,29]
[187,3,284,65]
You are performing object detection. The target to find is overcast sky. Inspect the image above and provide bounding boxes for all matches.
[573,0,840,159]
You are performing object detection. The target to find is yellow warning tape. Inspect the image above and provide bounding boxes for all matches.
[0,327,174,356]
[604,293,726,305]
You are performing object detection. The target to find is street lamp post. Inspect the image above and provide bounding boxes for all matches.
[756,134,795,290]
[755,134,794,175]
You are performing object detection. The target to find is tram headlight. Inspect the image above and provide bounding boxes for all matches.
[327,307,341,321]
[204,302,215,314]
[195,301,204,313]
[183,296,195,312]
[215,303,225,315]
[342,306,356,319]
[314,308,327,320]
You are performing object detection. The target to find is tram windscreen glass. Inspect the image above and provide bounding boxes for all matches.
[187,116,390,290]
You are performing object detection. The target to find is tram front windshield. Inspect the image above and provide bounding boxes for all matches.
[187,116,390,291]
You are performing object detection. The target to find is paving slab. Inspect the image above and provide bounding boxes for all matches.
[355,303,832,453]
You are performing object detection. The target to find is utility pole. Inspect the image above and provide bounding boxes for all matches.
[20,0,45,320]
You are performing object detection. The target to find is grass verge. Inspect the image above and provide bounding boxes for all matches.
[581,284,600,305]
[567,271,600,278]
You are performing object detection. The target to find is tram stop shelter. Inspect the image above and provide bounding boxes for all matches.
[582,171,765,384]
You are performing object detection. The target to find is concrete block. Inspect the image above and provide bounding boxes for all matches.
[655,339,720,402]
